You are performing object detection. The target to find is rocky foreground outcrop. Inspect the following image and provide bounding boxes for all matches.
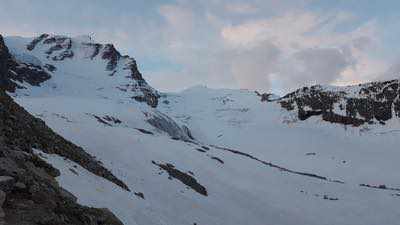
[278,80,400,126]
[0,139,123,225]
[1,35,125,224]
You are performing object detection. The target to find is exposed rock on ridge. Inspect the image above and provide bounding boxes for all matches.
[279,80,400,126]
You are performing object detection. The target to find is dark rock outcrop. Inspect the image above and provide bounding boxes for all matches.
[255,91,279,102]
[29,34,74,62]
[86,41,159,108]
[94,41,160,107]
[135,128,154,135]
[0,36,16,91]
[102,44,121,71]
[100,45,159,107]
[210,145,342,183]
[122,57,159,108]
[0,35,51,92]
[44,63,57,72]
[360,183,400,192]
[0,146,124,225]
[9,63,51,87]
[210,156,224,164]
[26,34,49,51]
[132,90,159,108]
[90,114,122,127]
[52,49,74,61]
[279,80,400,126]
[152,161,208,196]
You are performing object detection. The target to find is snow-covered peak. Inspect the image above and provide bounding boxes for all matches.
[73,34,95,43]
[4,34,159,107]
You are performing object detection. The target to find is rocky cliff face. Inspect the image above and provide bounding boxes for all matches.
[0,35,51,93]
[278,80,400,126]
[0,35,125,225]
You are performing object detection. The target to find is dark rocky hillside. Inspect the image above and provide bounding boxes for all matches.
[278,80,400,126]
[0,35,125,225]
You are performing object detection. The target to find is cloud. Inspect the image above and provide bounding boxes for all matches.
[217,11,385,92]
[224,3,258,14]
[226,41,281,90]
[159,5,195,32]
[280,48,353,88]
[221,12,321,49]
[152,6,388,93]
[380,60,400,81]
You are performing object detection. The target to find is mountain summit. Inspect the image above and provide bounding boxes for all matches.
[5,33,159,107]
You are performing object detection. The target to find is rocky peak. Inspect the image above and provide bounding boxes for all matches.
[27,34,74,61]
[26,33,49,51]
[123,57,159,107]
[102,44,121,71]
[278,79,400,126]
[97,43,160,107]
[255,91,280,102]
[100,43,147,84]
[27,34,123,71]
[124,57,145,81]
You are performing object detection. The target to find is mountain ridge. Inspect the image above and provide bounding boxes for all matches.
[278,79,400,126]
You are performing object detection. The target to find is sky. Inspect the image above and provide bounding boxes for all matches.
[1,0,400,94]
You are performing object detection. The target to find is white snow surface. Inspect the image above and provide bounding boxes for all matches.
[5,35,400,225]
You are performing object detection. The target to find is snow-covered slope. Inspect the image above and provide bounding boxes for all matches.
[4,34,400,225]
